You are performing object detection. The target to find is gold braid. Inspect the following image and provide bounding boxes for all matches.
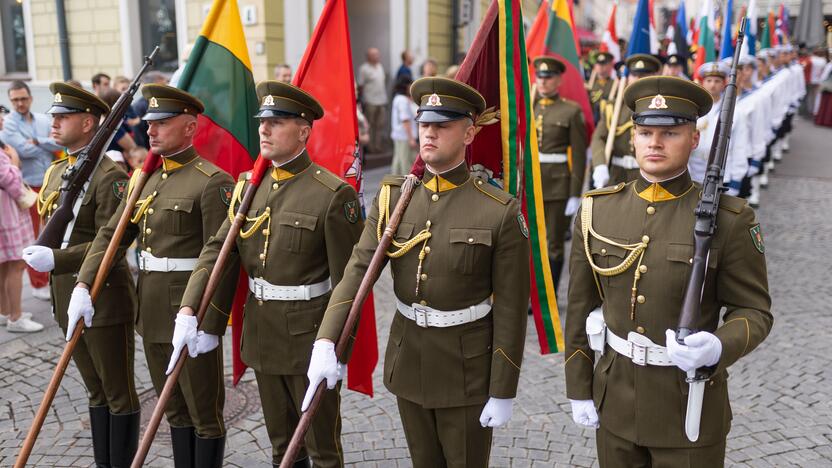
[36,164,60,218]
[376,183,432,294]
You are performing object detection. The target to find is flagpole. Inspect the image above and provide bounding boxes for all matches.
[604,70,627,165]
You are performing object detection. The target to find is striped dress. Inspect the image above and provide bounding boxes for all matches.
[0,149,34,263]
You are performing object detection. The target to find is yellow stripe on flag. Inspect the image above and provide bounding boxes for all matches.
[200,0,253,71]
[551,0,573,28]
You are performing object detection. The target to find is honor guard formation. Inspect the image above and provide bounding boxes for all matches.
[11,2,831,466]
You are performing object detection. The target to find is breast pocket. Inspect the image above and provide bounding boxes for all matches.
[394,222,415,243]
[589,237,629,288]
[666,243,719,297]
[159,198,197,236]
[277,211,318,253]
[449,228,493,275]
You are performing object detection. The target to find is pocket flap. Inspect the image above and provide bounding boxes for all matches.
[461,327,492,358]
[667,244,719,268]
[586,308,606,334]
[287,310,318,336]
[589,238,628,259]
[278,211,318,231]
[394,222,415,241]
[450,228,492,247]
[160,198,194,213]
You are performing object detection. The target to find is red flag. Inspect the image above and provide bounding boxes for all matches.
[292,0,378,397]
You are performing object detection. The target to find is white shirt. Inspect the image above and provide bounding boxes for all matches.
[810,56,828,84]
[358,62,387,106]
[390,94,417,142]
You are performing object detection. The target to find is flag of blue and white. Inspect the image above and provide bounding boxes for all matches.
[741,0,758,57]
[626,0,653,56]
[720,0,735,59]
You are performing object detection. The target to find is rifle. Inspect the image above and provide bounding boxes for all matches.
[14,47,159,468]
[35,46,160,248]
[604,66,627,165]
[675,18,747,443]
[279,175,420,467]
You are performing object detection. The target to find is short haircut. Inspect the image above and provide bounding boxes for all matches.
[92,73,111,86]
[8,80,30,95]
[274,64,291,72]
[114,75,130,86]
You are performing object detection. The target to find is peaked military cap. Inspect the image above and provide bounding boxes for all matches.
[626,53,662,75]
[141,84,204,121]
[47,82,109,117]
[697,61,729,79]
[595,52,614,65]
[666,54,684,66]
[624,76,713,126]
[533,56,566,78]
[254,80,324,122]
[410,77,486,123]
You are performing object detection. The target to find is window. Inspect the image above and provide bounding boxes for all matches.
[139,0,179,72]
[1,0,29,74]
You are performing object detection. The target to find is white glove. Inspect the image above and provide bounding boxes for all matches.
[66,287,94,341]
[746,164,761,177]
[478,397,514,428]
[592,165,610,188]
[195,331,220,355]
[569,399,599,428]
[564,196,581,216]
[725,187,739,197]
[665,329,722,373]
[22,245,55,273]
[166,313,198,374]
[301,340,342,411]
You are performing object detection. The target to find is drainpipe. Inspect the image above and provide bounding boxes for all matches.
[55,0,72,80]
[451,0,460,66]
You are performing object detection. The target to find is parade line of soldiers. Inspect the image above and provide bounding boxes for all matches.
[14,43,799,468]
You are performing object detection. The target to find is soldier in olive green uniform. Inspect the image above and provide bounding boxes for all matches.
[171,81,363,467]
[590,54,662,188]
[305,77,530,468]
[21,83,140,467]
[70,85,235,467]
[588,52,616,124]
[565,77,772,467]
[532,56,587,290]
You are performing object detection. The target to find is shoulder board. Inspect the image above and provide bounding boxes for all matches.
[559,97,581,110]
[193,158,221,178]
[99,156,119,173]
[238,170,251,182]
[718,195,746,214]
[473,178,512,205]
[311,165,346,192]
[584,182,626,197]
[381,175,406,187]
[50,157,67,166]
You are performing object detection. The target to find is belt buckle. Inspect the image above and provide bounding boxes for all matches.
[630,342,648,366]
[412,306,429,328]
[301,285,311,301]
[253,280,265,301]
[139,255,147,272]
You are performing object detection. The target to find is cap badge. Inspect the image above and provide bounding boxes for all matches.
[263,94,275,106]
[648,94,668,110]
[540,62,549,71]
[669,57,678,64]
[426,93,442,107]
[635,60,645,69]
[54,93,63,103]
[149,97,159,108]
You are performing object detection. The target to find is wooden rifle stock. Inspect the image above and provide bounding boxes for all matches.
[604,70,627,165]
[279,175,420,467]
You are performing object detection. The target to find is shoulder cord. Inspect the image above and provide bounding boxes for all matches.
[376,183,432,295]
[36,163,60,218]
[227,178,271,267]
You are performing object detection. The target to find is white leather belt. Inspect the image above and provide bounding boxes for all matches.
[611,155,639,170]
[248,276,332,301]
[606,328,674,366]
[538,152,568,164]
[138,251,198,272]
[395,297,492,328]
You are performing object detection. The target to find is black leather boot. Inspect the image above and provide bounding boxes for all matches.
[550,259,564,292]
[193,434,225,468]
[170,426,195,468]
[109,410,140,467]
[89,406,111,468]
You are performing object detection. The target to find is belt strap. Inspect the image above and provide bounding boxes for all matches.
[611,155,639,170]
[606,329,674,366]
[395,297,491,328]
[138,251,198,272]
[538,152,569,164]
[248,276,332,301]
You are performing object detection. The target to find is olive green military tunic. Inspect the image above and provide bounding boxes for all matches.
[317,163,530,467]
[77,146,236,437]
[590,100,640,185]
[179,151,362,466]
[38,154,139,414]
[589,76,615,123]
[534,93,587,268]
[564,173,772,452]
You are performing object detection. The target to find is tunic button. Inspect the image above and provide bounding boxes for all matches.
[477,180,483,185]
[173,205,179,210]
[152,191,158,196]
[637,295,646,304]
[294,221,300,225]
[259,253,265,260]
[600,248,607,255]
[420,273,427,281]
[689,258,693,264]
[145,247,152,253]
[468,237,474,243]
[431,194,439,202]
[148,208,154,215]
[262,229,270,236]
[424,246,431,253]
[426,220,431,228]
[265,207,271,213]
[642,235,650,244]
[161,173,168,180]
[636,326,645,334]
[258,300,263,306]
[145,228,152,234]
[52,204,58,209]
[419,300,427,306]
[646,206,656,215]
[272,183,279,190]
[639,265,647,273]
[316,170,321,174]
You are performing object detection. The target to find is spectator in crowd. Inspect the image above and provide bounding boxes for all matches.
[274,64,293,83]
[1,81,60,301]
[67,80,83,89]
[91,73,111,96]
[809,48,829,115]
[354,82,370,154]
[100,89,138,158]
[420,59,438,78]
[125,146,148,173]
[168,43,194,87]
[0,114,44,333]
[444,65,460,78]
[130,71,168,149]
[357,47,389,153]
[113,75,141,127]
[396,50,414,81]
[389,75,417,175]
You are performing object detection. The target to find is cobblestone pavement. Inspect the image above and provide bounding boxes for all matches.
[2,118,831,467]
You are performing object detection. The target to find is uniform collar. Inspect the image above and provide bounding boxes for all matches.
[66,148,82,166]
[422,160,469,192]
[161,146,198,173]
[634,170,694,202]
[271,150,311,182]
[536,92,559,106]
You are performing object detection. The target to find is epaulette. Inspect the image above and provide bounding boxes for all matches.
[381,175,406,187]
[583,182,626,197]
[473,177,512,205]
[560,96,582,111]
[311,165,346,192]
[50,157,66,166]
[193,159,221,178]
[718,195,746,214]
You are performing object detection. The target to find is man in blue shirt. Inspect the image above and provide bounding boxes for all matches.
[2,80,61,299]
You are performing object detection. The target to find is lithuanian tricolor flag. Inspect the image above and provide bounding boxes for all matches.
[176,0,259,179]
